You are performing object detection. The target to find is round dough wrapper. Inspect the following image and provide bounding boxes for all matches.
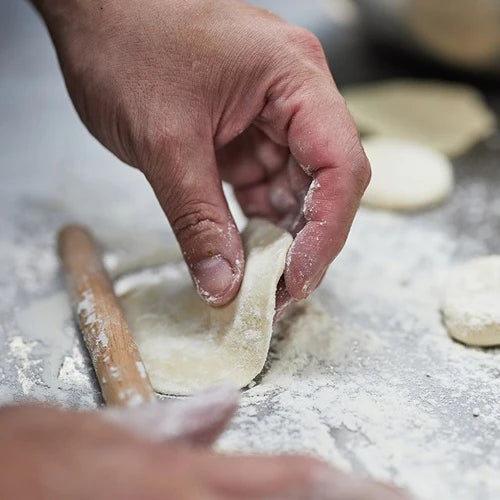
[410,0,500,68]
[361,137,454,211]
[118,219,293,396]
[344,80,496,157]
[442,256,500,347]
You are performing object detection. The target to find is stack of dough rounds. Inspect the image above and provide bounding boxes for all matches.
[344,80,496,157]
[442,256,500,347]
[361,136,454,211]
[119,219,292,396]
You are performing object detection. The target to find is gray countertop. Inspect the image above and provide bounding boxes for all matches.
[2,1,500,499]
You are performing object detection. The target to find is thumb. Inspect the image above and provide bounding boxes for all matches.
[145,137,244,306]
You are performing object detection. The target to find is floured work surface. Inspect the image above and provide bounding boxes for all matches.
[5,141,500,500]
[117,219,292,396]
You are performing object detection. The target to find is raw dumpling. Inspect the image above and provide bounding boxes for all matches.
[361,137,454,211]
[118,219,292,395]
[442,256,500,347]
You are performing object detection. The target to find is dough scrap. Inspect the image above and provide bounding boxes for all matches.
[442,256,500,347]
[118,219,293,395]
[344,79,496,157]
[361,136,454,211]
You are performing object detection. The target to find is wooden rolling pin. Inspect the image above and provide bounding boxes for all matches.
[58,224,155,407]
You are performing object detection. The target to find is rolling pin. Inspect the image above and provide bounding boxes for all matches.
[58,224,156,407]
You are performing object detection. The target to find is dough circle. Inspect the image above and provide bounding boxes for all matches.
[442,256,500,347]
[410,0,500,68]
[361,136,454,211]
[344,79,496,157]
[118,219,293,396]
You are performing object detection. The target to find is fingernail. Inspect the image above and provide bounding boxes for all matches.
[192,255,235,304]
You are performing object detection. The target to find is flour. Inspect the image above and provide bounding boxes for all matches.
[216,209,500,500]
[4,198,500,499]
[7,336,43,395]
[77,290,98,326]
[58,345,93,389]
[9,292,99,407]
[76,289,110,363]
[135,361,147,379]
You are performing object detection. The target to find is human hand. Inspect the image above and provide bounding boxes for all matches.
[0,402,409,500]
[35,0,370,306]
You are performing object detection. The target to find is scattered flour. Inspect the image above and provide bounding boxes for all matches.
[135,361,147,380]
[4,202,500,499]
[75,289,110,364]
[7,336,43,395]
[216,209,500,500]
[9,292,99,407]
[58,345,93,389]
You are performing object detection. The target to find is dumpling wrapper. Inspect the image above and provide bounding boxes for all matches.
[119,219,293,396]
[361,136,454,211]
[344,79,496,157]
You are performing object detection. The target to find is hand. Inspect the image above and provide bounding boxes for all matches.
[0,403,409,500]
[35,0,370,306]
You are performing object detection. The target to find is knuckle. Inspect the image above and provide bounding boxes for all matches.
[170,198,223,246]
[351,145,371,191]
[343,133,372,194]
[266,29,328,89]
[287,27,325,59]
[356,149,372,193]
[142,128,184,179]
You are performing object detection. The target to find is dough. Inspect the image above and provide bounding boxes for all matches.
[410,0,500,69]
[344,80,496,157]
[361,136,454,211]
[118,219,293,395]
[442,256,500,347]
